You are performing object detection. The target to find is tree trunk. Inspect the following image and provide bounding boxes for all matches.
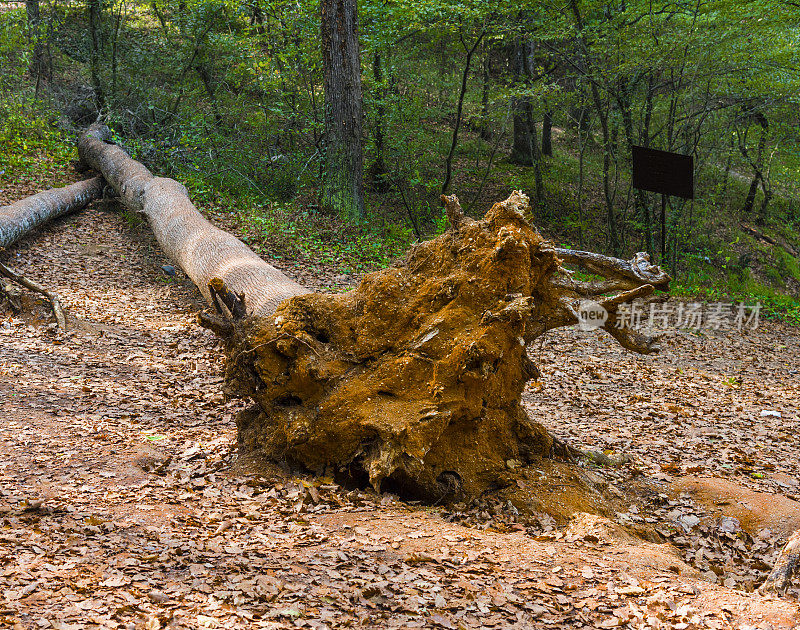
[320,0,364,221]
[541,110,553,157]
[510,42,534,166]
[479,40,491,141]
[441,27,484,196]
[25,0,45,88]
[77,125,308,317]
[742,113,768,218]
[0,177,104,249]
[568,0,620,254]
[510,41,544,206]
[367,50,389,192]
[87,0,105,109]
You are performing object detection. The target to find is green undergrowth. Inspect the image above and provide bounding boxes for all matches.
[235,200,415,275]
[672,282,800,325]
[0,105,76,185]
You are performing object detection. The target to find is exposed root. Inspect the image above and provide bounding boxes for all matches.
[759,530,800,595]
[204,192,670,507]
[0,259,67,331]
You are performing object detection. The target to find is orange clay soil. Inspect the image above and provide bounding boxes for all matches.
[217,192,668,509]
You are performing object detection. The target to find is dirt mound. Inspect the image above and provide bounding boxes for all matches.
[217,192,669,504]
[674,475,800,537]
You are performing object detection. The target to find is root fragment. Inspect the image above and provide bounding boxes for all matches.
[0,259,67,330]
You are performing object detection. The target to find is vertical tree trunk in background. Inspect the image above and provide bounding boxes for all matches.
[320,0,364,220]
[619,84,653,257]
[249,0,266,35]
[479,41,490,140]
[195,63,223,126]
[742,113,768,220]
[368,50,388,191]
[568,0,619,254]
[510,42,534,166]
[25,0,44,90]
[441,27,484,196]
[509,41,544,206]
[178,0,186,32]
[87,0,105,109]
[110,2,124,103]
[541,110,553,157]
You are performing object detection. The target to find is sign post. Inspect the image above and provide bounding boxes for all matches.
[632,146,694,261]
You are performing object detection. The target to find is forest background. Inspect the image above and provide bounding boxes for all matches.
[2,0,800,317]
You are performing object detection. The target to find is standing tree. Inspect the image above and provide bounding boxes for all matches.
[320,0,365,220]
[25,0,45,90]
[509,39,544,206]
[87,0,105,109]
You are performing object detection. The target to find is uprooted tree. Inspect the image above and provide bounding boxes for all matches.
[76,123,669,508]
[1,123,794,592]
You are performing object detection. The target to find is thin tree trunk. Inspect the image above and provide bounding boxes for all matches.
[759,173,773,222]
[541,110,553,157]
[368,50,388,191]
[110,1,123,103]
[0,177,104,249]
[195,63,223,126]
[441,26,484,196]
[576,118,589,249]
[320,0,364,220]
[78,125,308,316]
[178,0,186,33]
[525,104,545,207]
[169,17,217,117]
[479,40,491,141]
[88,0,105,109]
[721,132,735,204]
[568,0,619,254]
[619,86,652,257]
[742,113,768,218]
[26,0,45,89]
[510,42,533,166]
[509,40,545,205]
[151,1,167,32]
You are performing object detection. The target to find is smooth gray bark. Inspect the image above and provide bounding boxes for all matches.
[0,177,104,250]
[78,125,308,317]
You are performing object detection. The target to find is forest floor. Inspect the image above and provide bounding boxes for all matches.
[1,179,800,629]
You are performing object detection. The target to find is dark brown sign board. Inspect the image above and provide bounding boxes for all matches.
[632,145,694,199]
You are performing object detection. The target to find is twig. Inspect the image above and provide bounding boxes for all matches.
[387,174,423,241]
[466,106,512,214]
[0,259,66,330]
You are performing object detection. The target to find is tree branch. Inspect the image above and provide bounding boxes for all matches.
[555,249,671,291]
[0,259,66,330]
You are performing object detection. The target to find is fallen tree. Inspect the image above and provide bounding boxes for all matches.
[77,125,308,316]
[0,176,104,249]
[0,176,104,329]
[76,124,669,509]
[67,124,800,591]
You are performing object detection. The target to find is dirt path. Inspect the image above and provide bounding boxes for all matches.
[1,192,799,629]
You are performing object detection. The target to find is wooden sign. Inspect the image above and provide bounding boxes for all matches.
[632,146,694,199]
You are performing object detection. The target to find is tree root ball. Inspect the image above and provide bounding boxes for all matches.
[218,191,665,505]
